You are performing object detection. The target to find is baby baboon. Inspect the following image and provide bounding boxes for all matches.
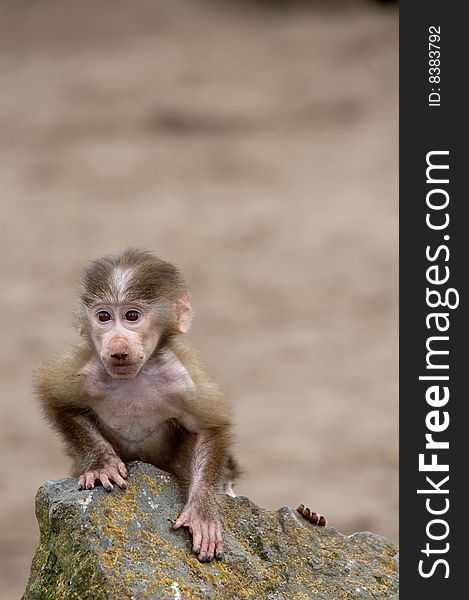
[36,248,325,562]
[36,248,240,562]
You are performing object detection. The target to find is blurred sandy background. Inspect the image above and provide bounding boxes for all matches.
[0,0,397,597]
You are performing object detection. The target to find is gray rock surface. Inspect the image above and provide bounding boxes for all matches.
[23,462,398,599]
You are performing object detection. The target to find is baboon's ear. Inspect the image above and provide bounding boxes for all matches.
[174,290,193,333]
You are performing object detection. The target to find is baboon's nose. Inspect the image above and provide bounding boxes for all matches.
[111,352,129,361]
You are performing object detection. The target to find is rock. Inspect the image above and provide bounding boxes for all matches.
[23,462,398,599]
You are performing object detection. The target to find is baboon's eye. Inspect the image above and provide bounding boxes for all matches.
[97,311,111,322]
[125,310,139,322]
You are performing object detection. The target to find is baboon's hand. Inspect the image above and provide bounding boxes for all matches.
[173,505,223,562]
[78,459,128,492]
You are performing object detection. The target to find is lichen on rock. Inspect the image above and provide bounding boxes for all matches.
[23,462,398,599]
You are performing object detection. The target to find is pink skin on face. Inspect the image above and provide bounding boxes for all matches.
[89,303,160,379]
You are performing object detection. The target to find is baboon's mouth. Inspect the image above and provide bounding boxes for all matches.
[105,363,140,379]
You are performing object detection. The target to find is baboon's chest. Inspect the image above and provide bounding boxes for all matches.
[79,350,195,444]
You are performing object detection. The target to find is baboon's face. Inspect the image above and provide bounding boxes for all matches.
[80,253,193,379]
[89,303,160,379]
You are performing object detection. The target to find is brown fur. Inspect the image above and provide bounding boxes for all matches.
[80,248,185,307]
